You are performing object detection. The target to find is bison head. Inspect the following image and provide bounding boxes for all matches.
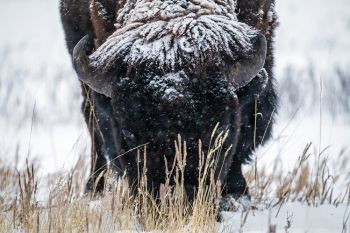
[73,0,267,195]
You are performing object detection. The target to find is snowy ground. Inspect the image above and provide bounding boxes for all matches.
[220,203,350,233]
[0,0,349,232]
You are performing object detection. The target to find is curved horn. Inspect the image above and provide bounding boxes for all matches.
[228,32,267,90]
[73,35,113,97]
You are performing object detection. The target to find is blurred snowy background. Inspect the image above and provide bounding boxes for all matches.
[0,0,349,232]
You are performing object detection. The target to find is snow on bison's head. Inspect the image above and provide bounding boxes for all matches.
[71,0,270,199]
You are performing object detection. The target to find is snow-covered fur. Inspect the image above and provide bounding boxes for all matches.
[60,0,278,202]
[90,0,256,73]
[91,14,256,73]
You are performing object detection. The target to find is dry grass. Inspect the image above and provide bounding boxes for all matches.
[0,134,349,233]
[0,129,228,233]
[246,143,350,210]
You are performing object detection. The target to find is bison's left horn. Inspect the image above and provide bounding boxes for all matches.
[73,35,113,97]
[229,33,267,90]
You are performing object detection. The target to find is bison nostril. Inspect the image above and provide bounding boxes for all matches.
[122,129,136,140]
[122,129,136,143]
[122,129,138,149]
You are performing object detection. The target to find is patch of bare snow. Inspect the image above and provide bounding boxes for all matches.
[219,203,349,233]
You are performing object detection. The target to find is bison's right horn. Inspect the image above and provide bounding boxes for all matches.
[73,35,113,97]
[229,33,267,90]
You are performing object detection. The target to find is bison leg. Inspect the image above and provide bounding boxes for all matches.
[224,75,277,201]
[223,159,249,199]
[223,0,278,201]
[60,0,122,193]
[82,87,121,193]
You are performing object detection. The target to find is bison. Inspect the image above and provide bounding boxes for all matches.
[60,0,278,206]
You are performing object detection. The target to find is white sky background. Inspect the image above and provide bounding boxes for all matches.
[275,0,350,69]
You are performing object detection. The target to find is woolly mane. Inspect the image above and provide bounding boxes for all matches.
[89,0,257,75]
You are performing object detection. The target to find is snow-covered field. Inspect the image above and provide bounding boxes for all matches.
[0,0,349,232]
[220,203,350,233]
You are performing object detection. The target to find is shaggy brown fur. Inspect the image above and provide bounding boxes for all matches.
[90,0,116,46]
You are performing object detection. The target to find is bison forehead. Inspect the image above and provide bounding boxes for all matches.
[116,0,237,26]
[90,12,256,74]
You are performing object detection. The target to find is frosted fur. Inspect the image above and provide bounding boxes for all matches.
[89,0,257,74]
[146,71,189,101]
[115,0,237,26]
